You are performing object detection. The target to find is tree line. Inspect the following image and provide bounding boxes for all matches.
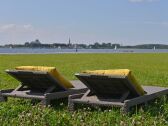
[1,39,168,49]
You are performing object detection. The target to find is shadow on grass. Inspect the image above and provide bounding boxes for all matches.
[68,95,168,118]
[51,98,69,110]
[4,95,168,121]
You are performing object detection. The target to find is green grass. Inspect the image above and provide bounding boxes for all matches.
[0,53,168,125]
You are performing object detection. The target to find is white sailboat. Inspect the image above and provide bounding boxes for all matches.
[153,46,156,50]
[58,46,61,49]
[114,45,117,50]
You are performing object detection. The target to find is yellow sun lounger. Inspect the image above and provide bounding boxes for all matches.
[68,69,168,113]
[0,66,87,106]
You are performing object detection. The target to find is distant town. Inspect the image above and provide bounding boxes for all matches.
[0,39,168,49]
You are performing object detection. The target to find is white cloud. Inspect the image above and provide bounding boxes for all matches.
[23,24,34,30]
[161,22,168,26]
[0,24,34,33]
[0,23,69,44]
[128,0,159,3]
[0,24,39,44]
[144,21,168,27]
[0,24,16,31]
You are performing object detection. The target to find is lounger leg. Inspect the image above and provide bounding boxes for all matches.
[144,101,148,106]
[0,91,8,102]
[0,96,7,102]
[31,99,39,105]
[40,99,51,106]
[68,101,75,111]
[121,104,130,114]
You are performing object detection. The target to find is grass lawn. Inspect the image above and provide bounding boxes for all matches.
[0,53,168,125]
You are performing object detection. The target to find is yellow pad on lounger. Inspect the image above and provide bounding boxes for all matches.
[15,66,74,88]
[82,69,145,95]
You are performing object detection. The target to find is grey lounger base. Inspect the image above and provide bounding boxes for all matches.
[68,86,168,113]
[0,80,88,106]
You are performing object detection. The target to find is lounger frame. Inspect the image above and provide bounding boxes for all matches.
[68,74,168,113]
[69,86,168,113]
[0,70,87,106]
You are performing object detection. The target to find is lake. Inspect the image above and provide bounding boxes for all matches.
[0,48,168,54]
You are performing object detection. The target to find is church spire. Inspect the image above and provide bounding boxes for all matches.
[68,37,72,48]
[68,37,71,45]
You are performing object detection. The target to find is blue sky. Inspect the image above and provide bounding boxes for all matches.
[0,0,168,45]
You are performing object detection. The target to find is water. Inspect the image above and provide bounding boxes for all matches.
[0,48,168,54]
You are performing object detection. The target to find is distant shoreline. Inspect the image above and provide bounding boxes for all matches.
[0,48,168,54]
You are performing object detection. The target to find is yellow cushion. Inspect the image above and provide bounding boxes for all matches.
[82,69,145,95]
[15,66,74,89]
